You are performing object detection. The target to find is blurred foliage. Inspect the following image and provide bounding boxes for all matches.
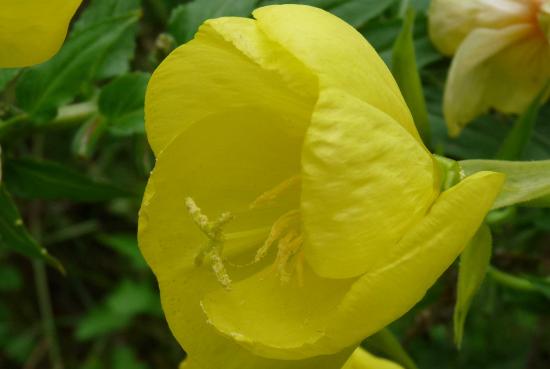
[0,0,548,368]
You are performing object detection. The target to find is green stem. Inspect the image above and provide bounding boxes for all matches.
[51,101,97,128]
[33,261,63,369]
[29,136,63,369]
[366,328,419,369]
[487,266,538,293]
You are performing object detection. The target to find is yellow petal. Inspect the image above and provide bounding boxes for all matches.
[253,4,422,143]
[323,171,505,347]
[301,89,439,279]
[444,24,550,136]
[429,0,534,56]
[342,348,404,369]
[0,0,82,67]
[201,172,503,360]
[139,103,357,367]
[145,17,316,155]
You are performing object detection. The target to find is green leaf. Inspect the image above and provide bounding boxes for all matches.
[76,280,161,341]
[496,83,550,160]
[72,0,141,80]
[99,73,150,136]
[0,69,19,93]
[0,186,63,271]
[106,280,161,317]
[3,158,132,202]
[15,8,140,122]
[460,159,550,209]
[76,305,131,341]
[0,265,22,292]
[454,224,492,348]
[391,8,431,146]
[364,328,419,369]
[111,345,148,369]
[331,0,395,28]
[488,266,550,299]
[168,0,258,44]
[97,233,148,270]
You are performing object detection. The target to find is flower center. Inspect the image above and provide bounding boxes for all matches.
[186,176,304,289]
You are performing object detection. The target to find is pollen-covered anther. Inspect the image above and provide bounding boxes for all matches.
[185,197,234,290]
[254,209,300,262]
[273,232,304,284]
[253,208,305,285]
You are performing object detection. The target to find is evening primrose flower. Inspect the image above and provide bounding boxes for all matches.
[139,4,504,369]
[0,0,82,67]
[429,0,550,136]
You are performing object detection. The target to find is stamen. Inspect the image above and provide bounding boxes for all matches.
[249,175,301,209]
[274,232,304,284]
[185,197,234,290]
[254,209,300,263]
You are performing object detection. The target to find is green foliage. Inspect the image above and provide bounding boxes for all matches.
[0,186,62,271]
[169,0,258,43]
[99,73,150,136]
[16,5,140,122]
[454,224,492,348]
[460,159,550,209]
[392,8,431,146]
[0,0,548,368]
[4,158,133,201]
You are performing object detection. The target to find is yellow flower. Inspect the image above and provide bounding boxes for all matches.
[341,348,405,369]
[0,0,82,67]
[179,347,404,369]
[429,0,550,136]
[139,4,504,368]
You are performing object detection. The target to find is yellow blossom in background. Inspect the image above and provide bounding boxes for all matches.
[139,4,505,369]
[0,0,82,67]
[429,0,550,136]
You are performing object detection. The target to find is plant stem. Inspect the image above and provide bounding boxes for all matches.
[487,266,538,293]
[29,136,64,369]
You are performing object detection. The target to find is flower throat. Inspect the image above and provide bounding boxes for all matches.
[186,176,304,290]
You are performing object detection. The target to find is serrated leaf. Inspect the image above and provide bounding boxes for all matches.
[3,158,132,202]
[392,8,431,146]
[99,73,150,136]
[454,224,492,348]
[460,159,550,209]
[0,186,62,271]
[168,0,257,44]
[16,9,140,122]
